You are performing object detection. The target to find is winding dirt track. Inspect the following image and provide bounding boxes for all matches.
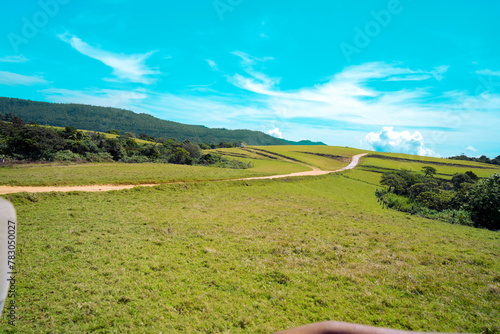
[0,153,367,195]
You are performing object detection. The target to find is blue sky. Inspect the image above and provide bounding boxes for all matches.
[1,0,499,157]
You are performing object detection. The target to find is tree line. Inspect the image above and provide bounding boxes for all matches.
[448,154,500,166]
[0,115,252,169]
[377,166,499,230]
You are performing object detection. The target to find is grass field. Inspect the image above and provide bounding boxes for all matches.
[248,146,369,171]
[0,159,308,187]
[359,155,500,180]
[0,146,498,333]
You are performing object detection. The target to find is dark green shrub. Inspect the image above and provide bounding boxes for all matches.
[467,173,500,230]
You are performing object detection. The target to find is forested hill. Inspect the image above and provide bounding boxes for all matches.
[0,97,325,146]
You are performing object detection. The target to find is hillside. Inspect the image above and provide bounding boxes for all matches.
[0,146,498,332]
[0,97,325,146]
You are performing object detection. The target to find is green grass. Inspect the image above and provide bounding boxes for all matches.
[247,146,369,170]
[1,174,498,333]
[360,156,500,179]
[208,148,268,160]
[343,169,383,186]
[0,158,309,187]
[367,152,497,167]
[0,147,498,332]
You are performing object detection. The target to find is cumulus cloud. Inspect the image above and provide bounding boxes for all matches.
[267,127,283,138]
[0,71,47,86]
[58,33,159,84]
[366,127,439,157]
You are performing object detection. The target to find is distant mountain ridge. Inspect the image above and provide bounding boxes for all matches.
[0,97,326,146]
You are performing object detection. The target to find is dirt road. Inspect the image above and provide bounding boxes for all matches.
[0,153,367,195]
[238,153,367,180]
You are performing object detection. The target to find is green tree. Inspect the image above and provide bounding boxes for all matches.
[465,171,479,181]
[467,173,500,230]
[170,147,191,164]
[103,138,125,161]
[408,182,438,199]
[181,140,201,160]
[422,166,437,177]
[416,190,454,211]
[380,173,406,194]
[451,173,474,190]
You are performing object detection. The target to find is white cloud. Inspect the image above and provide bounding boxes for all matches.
[229,51,280,95]
[221,61,469,132]
[58,33,159,84]
[0,71,47,86]
[431,65,449,81]
[41,88,148,109]
[206,59,218,71]
[267,127,283,138]
[124,59,496,156]
[0,55,28,63]
[476,69,500,77]
[365,127,439,157]
[466,145,477,152]
[231,51,274,66]
[386,74,432,81]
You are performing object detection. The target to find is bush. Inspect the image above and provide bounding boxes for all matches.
[120,155,151,163]
[85,152,114,162]
[52,150,84,162]
[416,190,454,211]
[415,208,473,226]
[467,173,500,230]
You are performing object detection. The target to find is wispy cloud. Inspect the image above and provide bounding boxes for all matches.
[206,59,218,71]
[42,88,148,109]
[476,69,500,77]
[58,33,159,84]
[222,61,468,130]
[228,51,280,95]
[0,71,47,86]
[0,55,28,63]
[231,51,274,66]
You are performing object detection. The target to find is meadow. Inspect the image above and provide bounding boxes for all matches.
[0,146,498,333]
[0,159,308,187]
[359,154,500,180]
[249,146,368,171]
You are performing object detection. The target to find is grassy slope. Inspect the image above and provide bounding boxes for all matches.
[1,145,498,186]
[359,156,500,180]
[0,159,308,187]
[0,147,498,332]
[2,175,498,333]
[369,152,496,167]
[251,146,368,170]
